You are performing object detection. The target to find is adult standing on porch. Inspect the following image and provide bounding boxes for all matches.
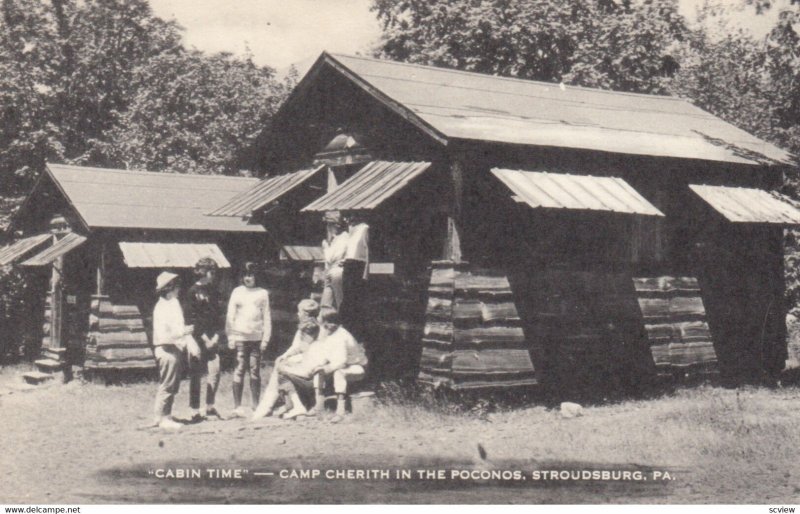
[320,212,349,312]
[226,262,271,417]
[185,257,224,421]
[152,272,198,430]
[341,212,369,340]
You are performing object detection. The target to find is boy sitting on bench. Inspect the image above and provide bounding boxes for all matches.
[279,309,367,421]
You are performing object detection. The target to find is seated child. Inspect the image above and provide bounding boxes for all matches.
[251,299,319,420]
[280,309,367,420]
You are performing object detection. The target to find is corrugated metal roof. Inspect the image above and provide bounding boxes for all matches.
[21,232,87,266]
[118,242,231,268]
[0,234,51,266]
[491,168,664,216]
[280,245,324,261]
[207,165,325,217]
[689,184,800,225]
[318,53,791,166]
[46,164,265,232]
[302,161,432,212]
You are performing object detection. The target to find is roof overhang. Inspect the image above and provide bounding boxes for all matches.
[491,168,664,216]
[206,165,326,217]
[118,242,231,268]
[21,232,87,266]
[302,161,433,212]
[0,234,52,266]
[689,184,800,225]
[280,245,324,262]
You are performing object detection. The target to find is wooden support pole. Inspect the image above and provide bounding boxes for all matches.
[96,242,105,296]
[50,251,63,349]
[444,159,464,262]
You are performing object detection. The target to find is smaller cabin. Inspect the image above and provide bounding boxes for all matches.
[2,164,270,378]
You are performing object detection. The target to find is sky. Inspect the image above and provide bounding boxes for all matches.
[148,0,383,74]
[148,0,783,75]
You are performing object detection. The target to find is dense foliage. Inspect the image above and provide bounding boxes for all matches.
[372,0,687,93]
[0,0,292,195]
[0,0,293,360]
[99,50,292,175]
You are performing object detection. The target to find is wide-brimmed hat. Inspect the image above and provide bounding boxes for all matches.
[297,298,320,316]
[155,271,179,292]
[322,210,342,224]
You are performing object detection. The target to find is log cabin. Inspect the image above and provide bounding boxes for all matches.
[4,51,799,395]
[2,164,269,381]
[214,52,799,392]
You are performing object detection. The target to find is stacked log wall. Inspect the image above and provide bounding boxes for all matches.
[633,276,717,377]
[85,294,155,370]
[419,261,537,389]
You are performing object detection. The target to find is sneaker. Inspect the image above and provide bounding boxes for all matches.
[273,405,289,418]
[205,407,222,419]
[282,406,308,419]
[231,406,249,418]
[158,417,182,430]
[251,409,273,421]
[190,413,205,423]
[329,415,344,424]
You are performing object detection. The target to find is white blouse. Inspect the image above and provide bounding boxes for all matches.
[152,296,186,347]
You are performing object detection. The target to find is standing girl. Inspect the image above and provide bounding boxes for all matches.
[226,262,271,417]
[152,271,198,429]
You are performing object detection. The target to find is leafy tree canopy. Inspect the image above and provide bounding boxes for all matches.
[372,0,688,93]
[0,0,291,195]
[99,50,293,175]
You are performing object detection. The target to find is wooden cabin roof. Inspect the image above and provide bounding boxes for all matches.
[20,232,87,266]
[207,165,325,217]
[40,164,265,233]
[0,233,51,266]
[287,53,792,166]
[302,161,432,212]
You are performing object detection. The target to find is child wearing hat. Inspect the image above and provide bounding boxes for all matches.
[152,271,197,430]
[226,262,271,417]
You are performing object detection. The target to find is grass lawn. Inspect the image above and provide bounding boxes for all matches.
[1,366,799,504]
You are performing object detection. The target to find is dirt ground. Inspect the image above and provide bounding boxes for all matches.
[1,365,799,505]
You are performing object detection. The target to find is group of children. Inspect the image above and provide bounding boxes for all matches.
[150,257,367,430]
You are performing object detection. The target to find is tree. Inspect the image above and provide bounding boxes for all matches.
[371,0,688,93]
[98,50,293,175]
[0,0,64,192]
[668,27,774,147]
[56,0,183,164]
[0,0,183,192]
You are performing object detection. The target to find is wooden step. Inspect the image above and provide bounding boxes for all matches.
[35,358,64,372]
[350,391,376,413]
[41,347,66,360]
[22,371,54,385]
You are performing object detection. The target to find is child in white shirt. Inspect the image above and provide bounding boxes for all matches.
[226,262,271,417]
